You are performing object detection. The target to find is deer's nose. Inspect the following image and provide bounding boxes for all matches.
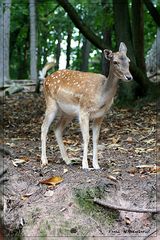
[126,75,133,80]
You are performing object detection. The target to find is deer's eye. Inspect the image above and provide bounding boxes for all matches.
[113,61,118,65]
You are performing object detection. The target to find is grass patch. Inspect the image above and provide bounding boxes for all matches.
[39,226,47,240]
[75,187,119,226]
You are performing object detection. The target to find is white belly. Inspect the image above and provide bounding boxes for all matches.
[58,101,80,116]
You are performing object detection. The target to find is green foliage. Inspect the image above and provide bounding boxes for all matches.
[9,0,159,103]
[10,1,29,79]
[10,0,114,78]
[144,7,157,54]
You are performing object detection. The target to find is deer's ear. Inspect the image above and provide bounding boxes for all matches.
[104,49,113,60]
[119,42,127,53]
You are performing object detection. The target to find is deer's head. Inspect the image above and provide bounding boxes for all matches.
[104,42,133,81]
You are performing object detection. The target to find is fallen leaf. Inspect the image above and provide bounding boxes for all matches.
[12,157,29,167]
[63,168,68,174]
[107,143,120,148]
[112,136,120,144]
[39,176,63,186]
[126,137,133,143]
[146,148,155,152]
[67,146,80,152]
[101,127,109,133]
[118,147,128,152]
[136,164,156,168]
[6,142,16,147]
[112,168,121,174]
[19,156,30,161]
[127,167,137,175]
[21,192,34,200]
[63,139,78,145]
[107,175,117,181]
[136,164,160,174]
[135,147,146,153]
[143,139,155,144]
[21,196,28,201]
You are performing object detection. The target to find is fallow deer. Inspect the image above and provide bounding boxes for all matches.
[41,42,133,169]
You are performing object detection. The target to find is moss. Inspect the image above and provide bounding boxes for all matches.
[45,220,51,231]
[57,221,71,236]
[75,187,119,226]
[39,226,47,240]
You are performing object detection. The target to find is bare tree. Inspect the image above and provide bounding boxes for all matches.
[29,0,37,82]
[3,0,11,83]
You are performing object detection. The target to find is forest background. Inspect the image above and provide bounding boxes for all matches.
[0,0,160,105]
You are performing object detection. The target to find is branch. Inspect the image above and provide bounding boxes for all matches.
[44,4,59,18]
[57,0,149,92]
[143,229,158,240]
[56,0,107,50]
[143,0,160,27]
[94,198,160,213]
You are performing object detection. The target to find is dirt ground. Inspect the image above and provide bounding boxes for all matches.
[1,92,160,240]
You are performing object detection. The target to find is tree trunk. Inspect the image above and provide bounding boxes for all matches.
[4,0,11,82]
[58,0,149,96]
[101,0,112,76]
[132,0,146,74]
[80,37,91,72]
[29,0,37,82]
[113,0,135,63]
[55,33,61,70]
[0,3,4,86]
[66,29,72,69]
[75,32,82,70]
[113,0,149,96]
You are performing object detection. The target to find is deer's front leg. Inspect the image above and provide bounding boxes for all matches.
[92,117,103,169]
[41,101,57,166]
[79,111,90,169]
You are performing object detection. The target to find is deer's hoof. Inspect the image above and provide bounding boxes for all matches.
[41,159,48,167]
[82,165,89,170]
[93,165,100,170]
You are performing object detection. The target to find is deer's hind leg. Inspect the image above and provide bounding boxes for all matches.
[55,114,73,165]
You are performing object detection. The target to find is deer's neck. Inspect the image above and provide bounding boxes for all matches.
[103,66,119,96]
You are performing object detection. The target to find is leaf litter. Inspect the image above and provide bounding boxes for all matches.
[2,93,158,238]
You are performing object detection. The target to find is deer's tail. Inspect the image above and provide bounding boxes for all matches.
[39,60,56,80]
